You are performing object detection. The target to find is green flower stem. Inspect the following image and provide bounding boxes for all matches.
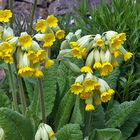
[17,76,27,115]
[9,0,14,28]
[38,78,46,123]
[30,0,38,34]
[13,55,27,115]
[7,64,18,111]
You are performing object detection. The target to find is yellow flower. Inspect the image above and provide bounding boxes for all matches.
[107,88,115,95]
[18,66,34,76]
[70,82,83,95]
[93,62,102,70]
[55,30,65,39]
[0,42,13,53]
[46,15,58,27]
[3,53,13,64]
[112,61,119,68]
[43,33,55,48]
[80,66,93,73]
[113,51,122,58]
[49,131,55,138]
[85,103,95,111]
[27,51,39,64]
[80,91,93,99]
[101,92,112,103]
[96,39,104,47]
[83,78,95,92]
[110,37,122,49]
[0,10,12,22]
[45,59,54,68]
[69,42,78,48]
[72,47,85,59]
[33,69,44,78]
[19,34,32,48]
[124,52,133,61]
[94,99,102,105]
[36,50,46,61]
[116,33,126,43]
[100,62,113,76]
[94,83,101,90]
[35,19,47,33]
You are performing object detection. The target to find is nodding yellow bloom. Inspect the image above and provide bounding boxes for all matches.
[70,82,83,95]
[100,62,113,76]
[45,59,54,68]
[110,37,122,49]
[46,15,58,28]
[3,53,13,64]
[55,30,65,39]
[49,131,55,138]
[19,34,32,48]
[0,42,13,53]
[27,51,39,64]
[85,103,95,111]
[107,88,115,95]
[80,66,93,73]
[36,50,46,61]
[101,92,112,103]
[124,52,133,61]
[113,51,122,58]
[94,99,102,105]
[69,42,78,48]
[83,78,95,92]
[33,69,44,78]
[93,62,102,70]
[72,47,85,59]
[35,19,47,33]
[0,10,12,22]
[96,39,104,47]
[80,91,93,99]
[18,66,34,76]
[94,83,101,90]
[116,33,126,43]
[43,33,55,48]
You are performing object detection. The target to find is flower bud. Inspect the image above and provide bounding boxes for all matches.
[0,128,4,140]
[85,50,94,67]
[105,31,118,40]
[3,27,14,41]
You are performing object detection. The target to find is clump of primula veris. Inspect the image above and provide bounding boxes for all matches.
[58,30,133,111]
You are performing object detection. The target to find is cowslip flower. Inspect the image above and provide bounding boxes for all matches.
[85,103,95,111]
[80,66,93,73]
[19,32,32,49]
[35,19,47,33]
[70,75,84,94]
[45,59,55,69]
[55,29,65,39]
[46,15,58,28]
[0,9,12,22]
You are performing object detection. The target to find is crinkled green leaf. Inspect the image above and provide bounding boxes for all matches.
[56,124,83,140]
[0,107,34,140]
[89,128,121,140]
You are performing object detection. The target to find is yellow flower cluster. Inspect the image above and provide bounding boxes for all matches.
[17,32,54,78]
[59,30,133,111]
[70,73,114,111]
[0,10,58,78]
[35,15,65,49]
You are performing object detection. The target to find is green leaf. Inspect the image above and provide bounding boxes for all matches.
[54,91,75,131]
[106,96,140,140]
[0,92,11,108]
[56,124,83,140]
[70,96,84,127]
[129,135,140,140]
[91,105,105,129]
[89,128,121,140]
[0,108,34,140]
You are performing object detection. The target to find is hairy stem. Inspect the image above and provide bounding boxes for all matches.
[8,64,18,111]
[30,0,38,34]
[38,78,46,123]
